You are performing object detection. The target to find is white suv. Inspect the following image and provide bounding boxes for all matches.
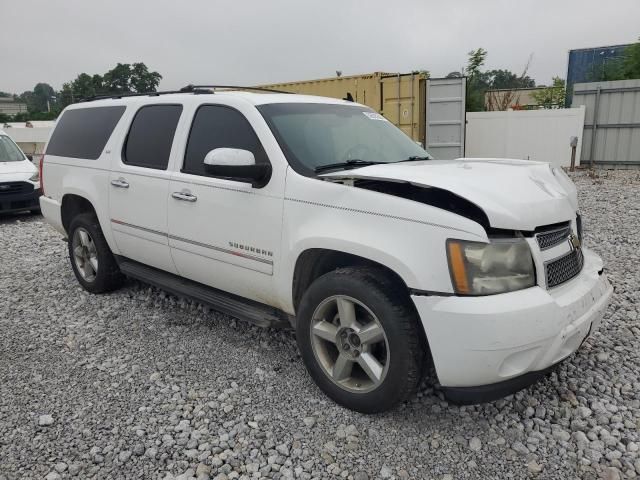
[40,87,613,412]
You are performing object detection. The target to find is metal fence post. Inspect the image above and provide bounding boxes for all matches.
[589,86,601,168]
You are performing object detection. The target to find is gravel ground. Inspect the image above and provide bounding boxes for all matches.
[1,170,639,480]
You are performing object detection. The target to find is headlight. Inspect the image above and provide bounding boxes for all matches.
[29,171,40,182]
[447,238,535,295]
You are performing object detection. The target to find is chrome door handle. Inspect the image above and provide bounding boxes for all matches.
[172,191,197,202]
[110,178,129,188]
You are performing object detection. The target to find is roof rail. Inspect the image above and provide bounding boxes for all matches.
[81,84,293,102]
[180,84,294,94]
[83,90,188,102]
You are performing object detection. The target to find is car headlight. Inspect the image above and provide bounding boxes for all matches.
[446,238,535,295]
[29,171,40,182]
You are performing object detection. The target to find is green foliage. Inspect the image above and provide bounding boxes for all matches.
[532,77,566,108]
[622,39,640,79]
[1,62,162,120]
[57,62,162,107]
[487,69,535,89]
[465,48,488,112]
[588,37,640,82]
[463,49,536,111]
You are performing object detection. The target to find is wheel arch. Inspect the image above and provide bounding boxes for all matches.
[292,248,411,314]
[61,194,97,234]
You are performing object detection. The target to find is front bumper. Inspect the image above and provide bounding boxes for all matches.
[412,247,612,403]
[0,184,42,214]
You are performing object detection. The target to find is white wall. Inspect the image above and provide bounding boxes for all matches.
[465,106,585,167]
[1,123,54,158]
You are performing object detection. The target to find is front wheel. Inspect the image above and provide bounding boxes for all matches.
[68,213,124,293]
[296,267,424,413]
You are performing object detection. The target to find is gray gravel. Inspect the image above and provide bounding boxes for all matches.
[1,169,639,480]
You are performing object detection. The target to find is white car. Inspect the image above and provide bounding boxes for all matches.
[0,130,41,214]
[39,87,613,412]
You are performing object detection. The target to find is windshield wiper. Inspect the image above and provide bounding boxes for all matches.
[314,159,384,174]
[393,155,431,163]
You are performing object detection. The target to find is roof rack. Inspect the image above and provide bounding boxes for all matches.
[180,84,294,94]
[82,84,293,102]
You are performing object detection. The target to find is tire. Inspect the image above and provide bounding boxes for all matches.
[68,213,124,293]
[296,267,424,413]
[30,208,41,215]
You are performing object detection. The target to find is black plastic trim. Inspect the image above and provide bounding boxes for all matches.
[442,362,561,405]
[115,256,291,328]
[409,288,455,297]
[0,188,41,213]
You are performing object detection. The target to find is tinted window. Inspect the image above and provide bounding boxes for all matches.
[123,104,182,170]
[47,106,125,160]
[183,105,268,176]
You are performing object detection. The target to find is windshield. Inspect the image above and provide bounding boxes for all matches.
[257,103,432,175]
[0,135,26,162]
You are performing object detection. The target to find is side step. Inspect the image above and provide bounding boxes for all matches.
[117,258,291,329]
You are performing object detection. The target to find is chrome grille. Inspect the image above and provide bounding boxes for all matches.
[546,248,584,288]
[536,225,571,250]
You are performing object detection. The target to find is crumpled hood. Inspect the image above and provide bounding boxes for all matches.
[321,158,578,231]
[0,159,37,175]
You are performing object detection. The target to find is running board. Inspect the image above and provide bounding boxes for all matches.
[117,258,291,329]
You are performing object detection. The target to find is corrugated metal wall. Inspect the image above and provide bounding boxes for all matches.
[572,79,640,167]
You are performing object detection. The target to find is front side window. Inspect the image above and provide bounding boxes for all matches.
[257,103,432,175]
[183,105,268,176]
[123,104,182,170]
[0,135,26,162]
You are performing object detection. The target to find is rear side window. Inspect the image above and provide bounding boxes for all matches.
[183,105,268,176]
[123,104,182,170]
[46,106,126,160]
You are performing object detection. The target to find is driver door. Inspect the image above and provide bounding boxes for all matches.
[167,104,284,304]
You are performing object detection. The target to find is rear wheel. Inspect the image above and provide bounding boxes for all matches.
[68,213,123,293]
[296,267,424,413]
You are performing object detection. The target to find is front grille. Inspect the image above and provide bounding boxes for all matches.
[546,248,584,288]
[536,225,571,250]
[0,181,33,195]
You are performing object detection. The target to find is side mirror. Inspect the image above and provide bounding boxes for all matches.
[203,148,271,187]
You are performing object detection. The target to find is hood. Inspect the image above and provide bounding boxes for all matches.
[0,158,37,175]
[321,158,578,231]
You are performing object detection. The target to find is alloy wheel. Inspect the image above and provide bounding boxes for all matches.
[310,295,389,393]
[72,227,98,282]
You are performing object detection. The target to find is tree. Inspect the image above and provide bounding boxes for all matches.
[130,63,162,92]
[621,38,640,79]
[588,37,640,82]
[102,62,162,94]
[486,69,535,89]
[532,77,566,108]
[464,48,488,112]
[33,83,56,112]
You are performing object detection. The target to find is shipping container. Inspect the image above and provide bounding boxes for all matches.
[260,72,428,143]
[566,44,631,105]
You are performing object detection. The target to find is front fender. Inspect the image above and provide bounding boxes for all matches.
[277,172,487,313]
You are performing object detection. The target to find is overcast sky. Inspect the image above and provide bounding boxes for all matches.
[2,0,639,94]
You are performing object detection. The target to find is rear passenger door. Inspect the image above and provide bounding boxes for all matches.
[109,104,183,274]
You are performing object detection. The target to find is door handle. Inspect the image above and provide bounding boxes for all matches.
[172,191,197,202]
[110,178,129,188]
